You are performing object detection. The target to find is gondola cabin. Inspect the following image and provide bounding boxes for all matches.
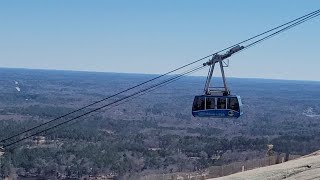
[192,95,243,118]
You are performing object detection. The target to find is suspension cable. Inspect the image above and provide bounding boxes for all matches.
[34,65,207,136]
[2,65,205,148]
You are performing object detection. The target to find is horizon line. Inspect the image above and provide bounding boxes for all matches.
[1,66,319,83]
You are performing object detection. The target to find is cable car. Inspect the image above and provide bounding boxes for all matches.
[192,45,244,118]
[192,95,243,118]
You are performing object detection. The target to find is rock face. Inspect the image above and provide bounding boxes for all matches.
[210,151,320,180]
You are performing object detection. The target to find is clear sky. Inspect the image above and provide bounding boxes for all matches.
[0,0,319,81]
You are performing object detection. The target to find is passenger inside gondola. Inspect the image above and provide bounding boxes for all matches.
[228,98,239,111]
[206,97,215,109]
[217,98,226,109]
[193,97,205,111]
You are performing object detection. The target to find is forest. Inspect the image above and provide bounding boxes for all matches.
[1,68,320,179]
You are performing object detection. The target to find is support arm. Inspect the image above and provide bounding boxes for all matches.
[203,45,244,95]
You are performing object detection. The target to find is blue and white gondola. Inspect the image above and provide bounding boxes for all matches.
[192,95,243,118]
[192,45,244,118]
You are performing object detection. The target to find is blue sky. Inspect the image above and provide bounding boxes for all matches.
[0,0,319,80]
